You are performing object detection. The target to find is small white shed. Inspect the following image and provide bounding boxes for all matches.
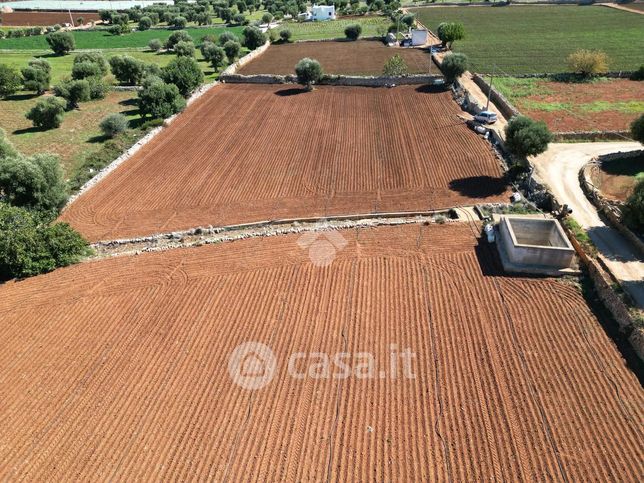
[411,29,428,46]
[311,5,336,21]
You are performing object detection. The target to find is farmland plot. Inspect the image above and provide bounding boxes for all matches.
[238,40,433,76]
[0,223,642,480]
[61,84,510,242]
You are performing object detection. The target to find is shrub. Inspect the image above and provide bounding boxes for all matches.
[242,26,266,50]
[436,22,465,48]
[218,31,239,46]
[25,96,66,129]
[0,64,22,98]
[223,40,241,61]
[148,38,163,52]
[46,31,75,55]
[0,203,90,280]
[174,40,196,57]
[295,58,323,91]
[99,113,129,138]
[138,76,186,118]
[173,16,187,29]
[165,30,192,50]
[279,29,292,43]
[504,115,553,159]
[567,49,608,76]
[630,65,644,81]
[622,177,644,234]
[383,54,408,76]
[54,79,90,109]
[139,16,152,31]
[109,23,129,36]
[344,24,362,41]
[162,56,204,97]
[261,13,273,24]
[441,53,468,84]
[21,58,51,94]
[74,52,109,76]
[203,42,226,70]
[0,153,67,212]
[631,113,644,144]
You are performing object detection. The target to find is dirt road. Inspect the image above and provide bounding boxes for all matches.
[532,142,644,308]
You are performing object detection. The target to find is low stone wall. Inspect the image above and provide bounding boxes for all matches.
[553,130,631,142]
[472,73,520,119]
[563,224,644,360]
[579,151,644,256]
[221,40,271,75]
[220,73,444,87]
[504,71,634,79]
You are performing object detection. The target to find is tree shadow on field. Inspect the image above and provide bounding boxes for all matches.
[449,176,508,199]
[5,92,39,101]
[119,98,138,107]
[88,134,109,143]
[13,126,48,135]
[415,84,449,94]
[274,87,308,97]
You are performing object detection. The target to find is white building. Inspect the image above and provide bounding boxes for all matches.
[311,5,336,21]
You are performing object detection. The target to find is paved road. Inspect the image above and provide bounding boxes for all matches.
[532,142,644,308]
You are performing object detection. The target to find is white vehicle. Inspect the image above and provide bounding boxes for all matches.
[474,110,498,124]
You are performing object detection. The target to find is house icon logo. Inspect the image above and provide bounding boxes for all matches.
[228,342,277,390]
[297,228,348,267]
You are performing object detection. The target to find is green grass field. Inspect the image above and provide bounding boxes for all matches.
[411,5,644,73]
[284,16,390,41]
[1,47,244,84]
[0,25,244,50]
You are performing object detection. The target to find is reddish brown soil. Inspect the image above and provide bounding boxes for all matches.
[0,11,100,26]
[514,78,644,133]
[61,84,509,242]
[590,153,644,202]
[0,223,642,480]
[237,40,433,76]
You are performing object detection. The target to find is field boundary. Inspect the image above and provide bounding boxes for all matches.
[221,72,444,86]
[89,210,466,258]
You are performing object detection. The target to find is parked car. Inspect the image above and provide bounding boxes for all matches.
[474,110,498,124]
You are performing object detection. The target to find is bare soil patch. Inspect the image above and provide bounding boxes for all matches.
[0,11,101,26]
[509,78,644,133]
[0,223,642,480]
[61,84,510,242]
[237,40,433,76]
[591,152,644,202]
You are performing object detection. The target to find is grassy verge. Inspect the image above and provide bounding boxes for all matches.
[0,25,244,50]
[563,217,598,257]
[284,16,389,41]
[411,5,644,74]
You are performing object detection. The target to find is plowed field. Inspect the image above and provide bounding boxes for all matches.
[61,84,509,242]
[0,11,101,26]
[0,224,642,480]
[237,40,432,76]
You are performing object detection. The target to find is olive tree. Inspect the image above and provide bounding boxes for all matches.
[0,64,21,98]
[223,40,241,61]
[99,113,128,138]
[437,22,464,48]
[242,26,266,50]
[344,24,362,41]
[631,114,644,144]
[440,53,468,84]
[25,96,66,129]
[504,115,553,159]
[21,58,51,94]
[295,58,323,91]
[162,57,204,97]
[138,76,186,118]
[46,31,75,55]
[109,55,146,85]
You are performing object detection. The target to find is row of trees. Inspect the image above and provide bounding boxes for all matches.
[0,130,90,280]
